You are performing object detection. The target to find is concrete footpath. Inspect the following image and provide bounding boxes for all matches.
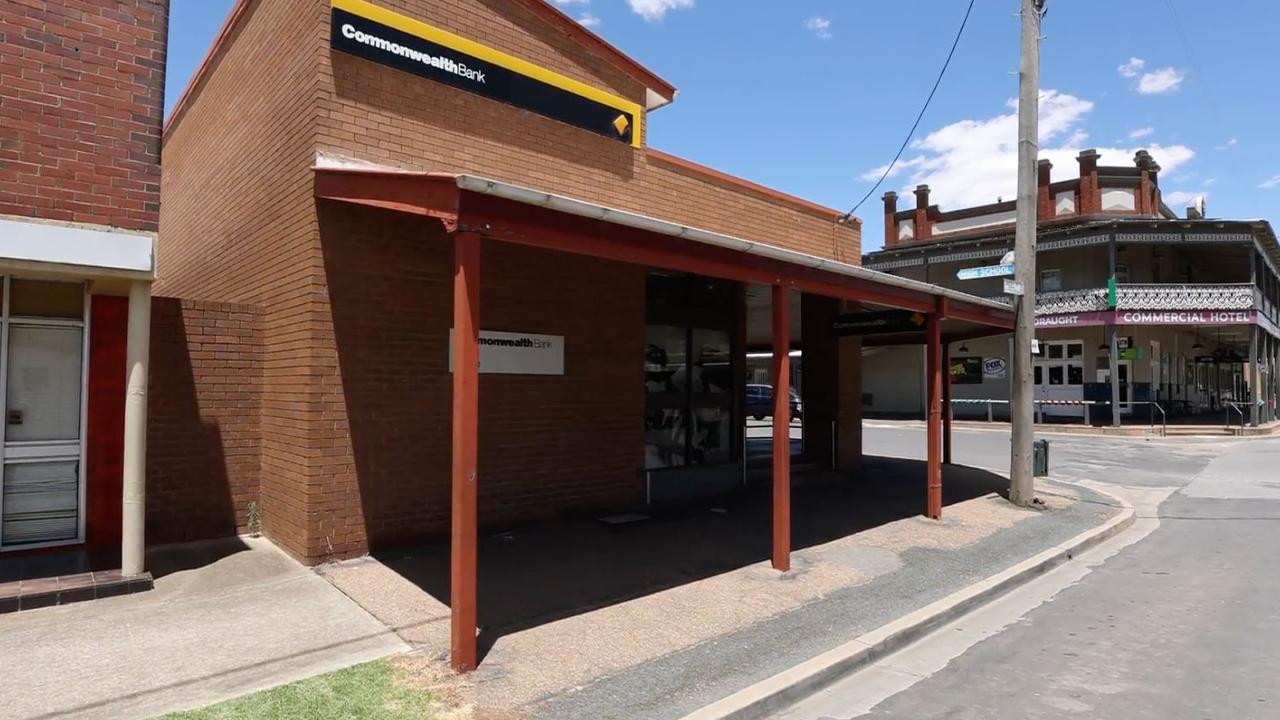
[0,537,406,720]
[320,465,1123,720]
[526,481,1121,720]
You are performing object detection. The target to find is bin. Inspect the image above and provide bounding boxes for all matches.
[1033,439,1049,477]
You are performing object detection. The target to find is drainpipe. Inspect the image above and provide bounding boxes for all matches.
[122,281,151,577]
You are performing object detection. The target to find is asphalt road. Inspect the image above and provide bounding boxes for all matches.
[777,424,1280,720]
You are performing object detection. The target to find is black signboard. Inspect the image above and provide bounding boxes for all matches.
[831,310,928,336]
[950,357,983,384]
[331,1,639,145]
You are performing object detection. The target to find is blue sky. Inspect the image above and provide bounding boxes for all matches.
[165,0,1280,251]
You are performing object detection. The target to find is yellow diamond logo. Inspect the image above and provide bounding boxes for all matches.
[613,114,631,136]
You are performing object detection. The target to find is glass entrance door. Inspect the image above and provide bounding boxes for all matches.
[643,273,735,470]
[0,278,88,549]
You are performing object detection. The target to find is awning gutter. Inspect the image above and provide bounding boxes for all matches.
[452,174,1010,314]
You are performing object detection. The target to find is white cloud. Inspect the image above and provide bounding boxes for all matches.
[1118,57,1145,78]
[627,0,693,21]
[1128,127,1154,139]
[1214,138,1238,150]
[1137,67,1185,94]
[805,16,832,40]
[1203,177,1217,187]
[553,0,588,4]
[577,12,601,27]
[1260,175,1280,189]
[862,90,1197,210]
[1163,190,1204,208]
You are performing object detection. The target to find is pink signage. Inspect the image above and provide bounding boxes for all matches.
[1035,312,1111,328]
[1115,310,1255,325]
[1036,310,1261,328]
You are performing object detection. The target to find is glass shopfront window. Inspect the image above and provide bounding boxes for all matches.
[644,273,735,469]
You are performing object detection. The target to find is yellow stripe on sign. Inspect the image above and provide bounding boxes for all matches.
[331,0,644,147]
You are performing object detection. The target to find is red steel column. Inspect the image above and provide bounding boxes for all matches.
[942,340,953,465]
[451,232,481,672]
[926,308,943,520]
[771,284,791,572]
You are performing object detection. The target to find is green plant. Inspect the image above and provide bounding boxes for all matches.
[246,501,261,537]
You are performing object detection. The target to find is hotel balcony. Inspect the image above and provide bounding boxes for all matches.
[1035,283,1261,314]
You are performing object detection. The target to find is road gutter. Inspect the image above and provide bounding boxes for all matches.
[677,484,1136,720]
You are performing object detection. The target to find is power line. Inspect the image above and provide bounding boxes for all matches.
[1159,0,1229,139]
[840,0,977,222]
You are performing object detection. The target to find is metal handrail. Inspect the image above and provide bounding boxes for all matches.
[946,398,1166,435]
[949,398,1009,423]
[1225,401,1247,430]
[1148,401,1167,437]
[1109,401,1167,437]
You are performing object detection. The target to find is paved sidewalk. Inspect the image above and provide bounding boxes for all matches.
[0,537,407,720]
[319,461,1119,720]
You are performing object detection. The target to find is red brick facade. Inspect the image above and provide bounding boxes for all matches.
[147,299,263,544]
[160,0,862,562]
[316,206,645,553]
[0,0,167,231]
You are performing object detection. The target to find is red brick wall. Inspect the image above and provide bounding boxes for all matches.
[158,0,327,558]
[147,298,263,544]
[315,203,645,556]
[0,0,167,231]
[314,0,859,261]
[161,0,859,562]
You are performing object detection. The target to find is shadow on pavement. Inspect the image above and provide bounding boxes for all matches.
[372,456,1008,662]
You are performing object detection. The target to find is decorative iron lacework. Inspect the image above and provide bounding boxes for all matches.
[1035,284,1257,314]
[1039,234,1110,251]
[1115,283,1257,310]
[927,247,1009,265]
[1036,288,1108,314]
[1182,233,1253,244]
[864,257,925,271]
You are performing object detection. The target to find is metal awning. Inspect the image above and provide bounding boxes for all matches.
[311,161,1015,337]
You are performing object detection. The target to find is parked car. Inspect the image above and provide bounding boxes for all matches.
[745,383,802,421]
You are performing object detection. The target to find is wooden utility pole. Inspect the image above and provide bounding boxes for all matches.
[1010,0,1044,506]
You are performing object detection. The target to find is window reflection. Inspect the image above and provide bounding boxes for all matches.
[691,329,732,465]
[644,273,735,469]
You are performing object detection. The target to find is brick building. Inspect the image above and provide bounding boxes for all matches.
[160,0,1012,669]
[0,1,165,577]
[864,151,1280,429]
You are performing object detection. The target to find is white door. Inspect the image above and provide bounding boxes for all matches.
[1034,340,1085,418]
[1097,361,1134,415]
[0,279,88,550]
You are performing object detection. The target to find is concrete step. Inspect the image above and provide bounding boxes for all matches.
[1163,426,1240,437]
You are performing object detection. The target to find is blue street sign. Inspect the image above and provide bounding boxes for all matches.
[957,263,1016,280]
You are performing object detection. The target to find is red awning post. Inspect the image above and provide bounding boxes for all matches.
[771,284,791,572]
[942,341,953,465]
[925,301,944,520]
[451,232,481,672]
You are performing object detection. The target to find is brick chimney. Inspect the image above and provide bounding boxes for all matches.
[882,191,898,247]
[1134,150,1160,215]
[1149,162,1162,213]
[913,184,932,242]
[1037,159,1053,220]
[1076,149,1101,214]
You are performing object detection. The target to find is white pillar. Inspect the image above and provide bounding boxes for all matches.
[121,281,151,576]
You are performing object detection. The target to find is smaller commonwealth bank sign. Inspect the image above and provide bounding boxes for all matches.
[330,0,643,146]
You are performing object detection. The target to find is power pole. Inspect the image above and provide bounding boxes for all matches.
[1009,0,1043,506]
